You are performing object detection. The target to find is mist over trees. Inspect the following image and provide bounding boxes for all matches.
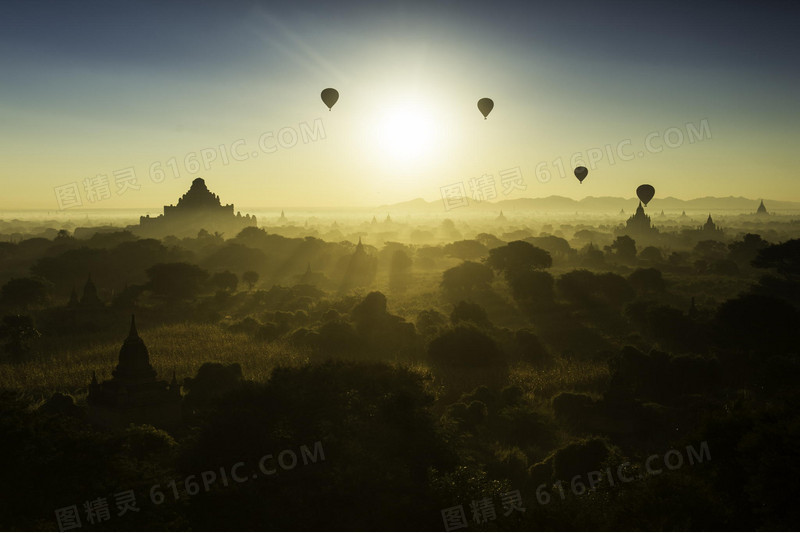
[1,211,799,530]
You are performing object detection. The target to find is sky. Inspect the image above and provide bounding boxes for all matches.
[1,0,798,210]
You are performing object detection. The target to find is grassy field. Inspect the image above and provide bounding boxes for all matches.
[0,316,609,411]
[0,323,308,401]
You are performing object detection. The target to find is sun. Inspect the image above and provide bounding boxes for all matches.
[370,102,442,165]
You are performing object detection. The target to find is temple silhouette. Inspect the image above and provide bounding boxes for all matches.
[339,237,377,292]
[617,201,658,241]
[67,275,104,309]
[88,316,182,430]
[696,214,724,239]
[134,177,257,238]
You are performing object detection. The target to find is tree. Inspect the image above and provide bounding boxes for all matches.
[416,309,447,338]
[728,233,768,266]
[427,326,507,388]
[486,241,552,278]
[351,291,387,324]
[595,272,635,307]
[443,240,489,261]
[210,270,238,292]
[556,269,598,305]
[514,329,551,366]
[556,270,634,309]
[694,240,728,262]
[606,236,637,263]
[0,277,49,310]
[752,239,800,282]
[112,284,146,308]
[203,243,268,274]
[475,233,506,250]
[579,243,606,268]
[628,268,665,294]
[242,270,260,290]
[0,314,41,360]
[349,291,416,358]
[450,301,491,327]
[183,362,244,415]
[388,250,413,293]
[526,235,574,262]
[179,361,454,530]
[507,270,555,311]
[145,262,208,301]
[714,294,799,356]
[639,246,664,263]
[440,261,494,302]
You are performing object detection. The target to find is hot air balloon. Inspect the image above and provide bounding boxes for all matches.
[574,166,588,184]
[477,98,494,119]
[636,184,655,206]
[321,88,339,110]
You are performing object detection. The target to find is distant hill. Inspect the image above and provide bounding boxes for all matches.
[376,197,434,210]
[377,195,800,213]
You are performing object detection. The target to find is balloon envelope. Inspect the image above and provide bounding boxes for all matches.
[636,184,655,206]
[574,166,588,183]
[477,98,494,119]
[321,88,339,110]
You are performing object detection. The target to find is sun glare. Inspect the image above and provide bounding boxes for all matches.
[370,102,442,165]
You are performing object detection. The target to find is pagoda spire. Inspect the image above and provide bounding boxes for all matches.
[114,314,155,381]
[128,314,138,339]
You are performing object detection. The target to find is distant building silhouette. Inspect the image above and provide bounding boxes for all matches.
[135,178,256,238]
[688,297,698,319]
[299,262,313,283]
[67,286,80,308]
[297,262,328,287]
[756,200,769,215]
[619,201,658,241]
[496,210,507,222]
[698,214,724,239]
[88,315,182,430]
[340,237,377,292]
[79,274,104,308]
[279,210,288,224]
